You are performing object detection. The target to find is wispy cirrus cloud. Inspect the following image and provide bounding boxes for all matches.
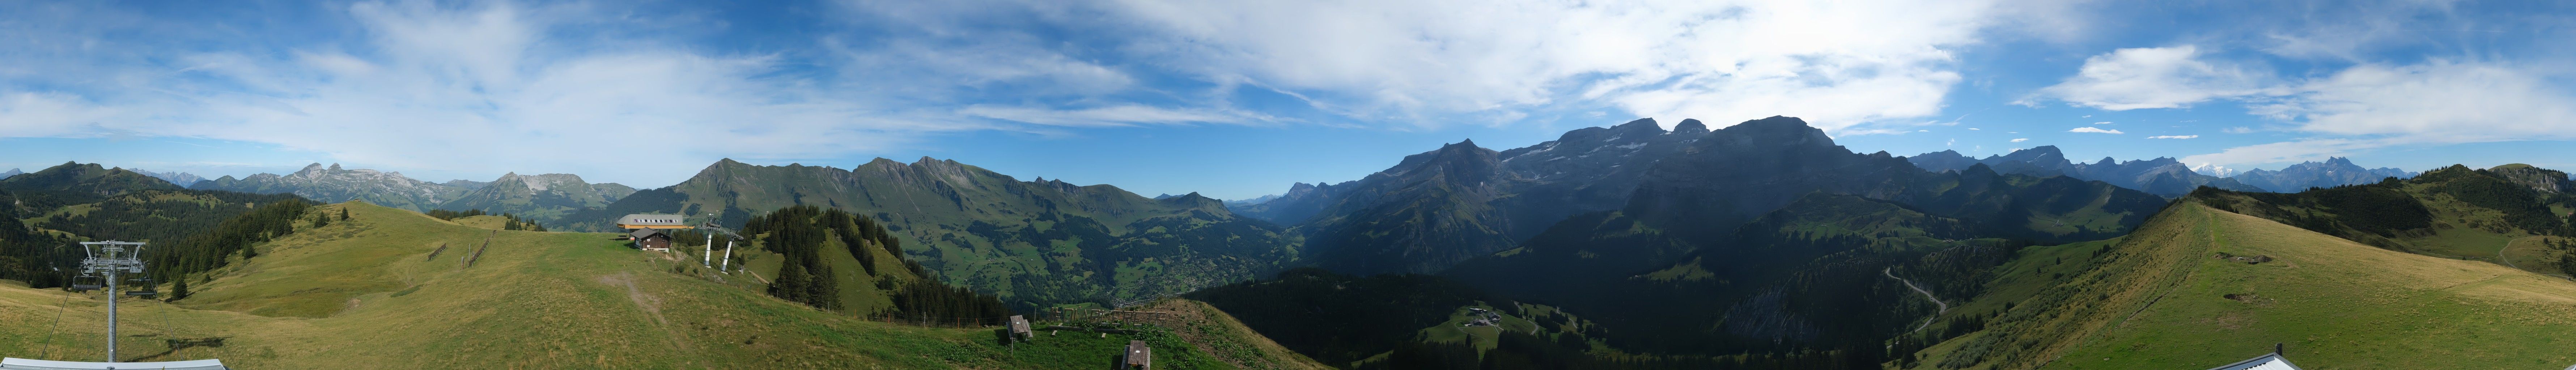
[958,105,1277,128]
[2069,127,2125,134]
[2146,135,2197,139]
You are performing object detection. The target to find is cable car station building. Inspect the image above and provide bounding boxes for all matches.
[619,214,691,251]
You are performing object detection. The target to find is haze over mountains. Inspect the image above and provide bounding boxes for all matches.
[185,163,633,223]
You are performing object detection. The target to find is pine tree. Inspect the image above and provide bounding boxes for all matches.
[2560,253,2576,276]
[167,275,190,301]
[772,259,809,304]
[339,208,349,220]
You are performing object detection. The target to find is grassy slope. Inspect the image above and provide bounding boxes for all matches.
[0,202,1321,369]
[2501,236,2571,277]
[1915,203,2576,369]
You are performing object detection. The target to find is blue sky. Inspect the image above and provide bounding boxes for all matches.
[3,0,2572,199]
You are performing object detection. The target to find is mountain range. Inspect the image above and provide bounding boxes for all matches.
[187,163,632,224]
[0,168,18,180]
[1909,146,2265,197]
[2227,157,2417,192]
[7,115,2576,369]
[131,168,205,186]
[1231,118,1712,274]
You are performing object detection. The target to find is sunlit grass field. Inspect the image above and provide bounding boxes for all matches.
[0,201,1322,369]
[1913,204,2576,370]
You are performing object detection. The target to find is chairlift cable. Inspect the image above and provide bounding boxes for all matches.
[37,277,76,360]
[154,271,179,360]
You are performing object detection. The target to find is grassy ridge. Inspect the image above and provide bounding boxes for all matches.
[1914,203,2576,369]
[0,201,1323,369]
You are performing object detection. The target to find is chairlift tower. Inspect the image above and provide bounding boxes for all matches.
[695,222,744,273]
[78,241,147,363]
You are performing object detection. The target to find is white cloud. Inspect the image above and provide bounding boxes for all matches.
[2025,46,2270,110]
[2068,127,2125,134]
[2183,62,2576,167]
[2180,138,2384,166]
[2253,62,2576,143]
[2223,127,2255,134]
[0,2,985,186]
[1968,128,1981,130]
[2146,135,2198,139]
[2092,121,2111,125]
[2009,138,2028,142]
[1091,0,2025,133]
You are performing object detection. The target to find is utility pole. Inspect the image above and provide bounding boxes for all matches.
[79,241,147,363]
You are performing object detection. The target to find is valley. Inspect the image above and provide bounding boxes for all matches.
[3,116,2571,369]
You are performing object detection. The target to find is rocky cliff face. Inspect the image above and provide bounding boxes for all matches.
[2483,164,2572,194]
[1243,117,1717,274]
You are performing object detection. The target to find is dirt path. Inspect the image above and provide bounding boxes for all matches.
[1884,267,1947,332]
[2499,236,2575,280]
[601,272,692,351]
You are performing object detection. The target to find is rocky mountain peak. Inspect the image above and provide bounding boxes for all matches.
[1672,119,1710,134]
[1708,116,1834,149]
[1610,118,1667,136]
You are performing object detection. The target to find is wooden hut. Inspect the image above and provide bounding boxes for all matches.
[1122,340,1151,370]
[629,229,673,251]
[1007,315,1033,342]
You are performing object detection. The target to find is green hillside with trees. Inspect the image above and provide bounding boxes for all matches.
[563,158,1303,311]
[0,201,1327,369]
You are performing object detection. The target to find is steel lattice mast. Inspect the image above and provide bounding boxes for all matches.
[78,241,147,362]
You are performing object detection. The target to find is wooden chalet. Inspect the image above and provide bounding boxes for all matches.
[629,229,673,251]
[1122,340,1151,370]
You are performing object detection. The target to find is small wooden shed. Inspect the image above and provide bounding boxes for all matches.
[629,229,673,251]
[1122,340,1151,370]
[1007,315,1033,342]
